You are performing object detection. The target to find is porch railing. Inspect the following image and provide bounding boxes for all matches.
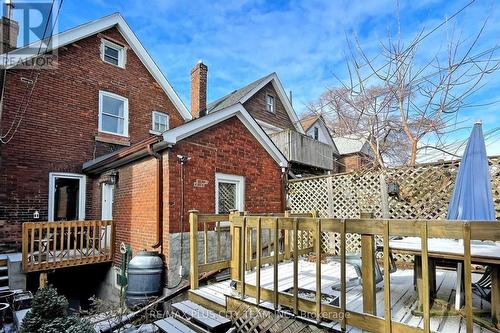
[22,220,114,273]
[189,210,500,333]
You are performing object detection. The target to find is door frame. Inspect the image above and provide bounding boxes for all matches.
[48,172,86,222]
[101,182,114,220]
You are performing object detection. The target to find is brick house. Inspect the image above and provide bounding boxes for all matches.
[333,135,374,172]
[0,13,288,293]
[207,72,336,176]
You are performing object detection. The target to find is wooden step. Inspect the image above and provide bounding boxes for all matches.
[0,266,8,273]
[0,286,9,292]
[172,300,231,333]
[155,317,197,333]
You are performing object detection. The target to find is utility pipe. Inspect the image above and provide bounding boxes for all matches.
[148,142,163,251]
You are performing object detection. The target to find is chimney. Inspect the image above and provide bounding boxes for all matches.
[190,60,208,118]
[0,1,18,53]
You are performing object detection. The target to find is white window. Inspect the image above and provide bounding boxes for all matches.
[215,173,244,214]
[101,39,126,67]
[48,173,86,222]
[266,94,274,113]
[98,91,129,137]
[151,111,169,133]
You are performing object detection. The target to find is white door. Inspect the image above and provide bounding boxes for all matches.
[101,183,114,250]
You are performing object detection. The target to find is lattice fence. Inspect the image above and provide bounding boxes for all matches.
[288,156,500,262]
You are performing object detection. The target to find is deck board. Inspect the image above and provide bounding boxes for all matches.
[191,259,494,332]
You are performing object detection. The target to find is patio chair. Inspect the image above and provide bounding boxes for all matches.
[330,253,384,291]
[472,266,492,301]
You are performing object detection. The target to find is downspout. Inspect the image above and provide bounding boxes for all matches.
[148,141,163,251]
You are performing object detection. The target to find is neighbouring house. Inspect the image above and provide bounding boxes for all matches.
[207,73,336,176]
[333,135,374,172]
[299,114,339,173]
[0,13,287,300]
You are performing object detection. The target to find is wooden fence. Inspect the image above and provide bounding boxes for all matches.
[288,156,500,260]
[220,213,500,333]
[21,220,114,272]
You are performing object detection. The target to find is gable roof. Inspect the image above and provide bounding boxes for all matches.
[299,115,319,132]
[333,135,373,156]
[83,103,288,173]
[1,13,191,121]
[207,73,304,134]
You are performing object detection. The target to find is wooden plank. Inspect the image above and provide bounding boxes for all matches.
[274,217,279,310]
[241,217,247,299]
[155,317,196,333]
[315,216,321,321]
[189,210,199,290]
[420,222,430,333]
[198,260,231,274]
[256,217,262,305]
[340,218,346,332]
[463,223,473,333]
[293,218,299,315]
[197,214,230,224]
[216,221,221,260]
[284,211,291,260]
[491,265,500,330]
[21,223,28,272]
[383,220,392,333]
[204,220,208,264]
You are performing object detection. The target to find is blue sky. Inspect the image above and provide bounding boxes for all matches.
[13,0,500,158]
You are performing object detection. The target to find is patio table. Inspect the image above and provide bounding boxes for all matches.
[388,237,500,327]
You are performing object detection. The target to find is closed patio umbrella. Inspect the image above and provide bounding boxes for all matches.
[447,121,495,309]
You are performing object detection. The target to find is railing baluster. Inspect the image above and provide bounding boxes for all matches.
[21,224,28,272]
[421,221,430,333]
[315,217,321,322]
[241,217,247,299]
[293,217,299,315]
[340,218,346,331]
[216,221,221,260]
[38,223,42,266]
[284,210,291,260]
[256,217,261,305]
[189,210,199,290]
[463,222,473,333]
[274,217,279,310]
[80,222,84,260]
[383,220,392,333]
[59,223,64,265]
[204,220,208,264]
[66,222,71,261]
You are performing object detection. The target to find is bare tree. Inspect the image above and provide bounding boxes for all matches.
[309,2,499,166]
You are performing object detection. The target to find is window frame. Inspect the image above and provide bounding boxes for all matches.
[266,94,275,113]
[314,126,319,140]
[215,173,245,214]
[101,39,126,68]
[151,111,169,134]
[98,90,129,137]
[48,172,86,222]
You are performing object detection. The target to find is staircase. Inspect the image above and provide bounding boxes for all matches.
[0,257,8,291]
[155,300,232,333]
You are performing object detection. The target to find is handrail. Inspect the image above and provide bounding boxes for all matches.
[21,220,114,273]
[226,213,500,333]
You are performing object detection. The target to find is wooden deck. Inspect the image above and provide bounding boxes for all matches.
[191,260,494,332]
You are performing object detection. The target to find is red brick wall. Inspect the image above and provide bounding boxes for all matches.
[337,153,372,173]
[166,116,284,236]
[93,116,283,264]
[0,27,184,249]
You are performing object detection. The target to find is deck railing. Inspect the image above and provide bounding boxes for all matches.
[189,210,500,333]
[22,220,114,273]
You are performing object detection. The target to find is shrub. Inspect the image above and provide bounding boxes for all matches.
[20,287,96,333]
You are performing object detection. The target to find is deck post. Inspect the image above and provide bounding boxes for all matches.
[189,209,199,290]
[230,210,242,282]
[463,222,473,333]
[360,211,376,315]
[492,266,500,329]
[284,210,291,260]
[39,272,47,288]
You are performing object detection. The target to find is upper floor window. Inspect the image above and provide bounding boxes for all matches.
[152,111,169,133]
[98,91,129,137]
[266,94,274,113]
[314,127,319,140]
[101,39,125,68]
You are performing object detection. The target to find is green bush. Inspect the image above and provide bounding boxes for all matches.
[20,287,96,333]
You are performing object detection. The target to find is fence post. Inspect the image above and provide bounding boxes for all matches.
[230,211,242,282]
[189,210,199,290]
[21,223,28,272]
[284,210,291,260]
[360,211,376,315]
[310,210,318,252]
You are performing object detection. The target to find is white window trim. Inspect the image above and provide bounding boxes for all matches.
[48,172,86,222]
[98,90,129,137]
[150,111,169,134]
[215,173,245,214]
[101,38,126,68]
[266,94,275,113]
